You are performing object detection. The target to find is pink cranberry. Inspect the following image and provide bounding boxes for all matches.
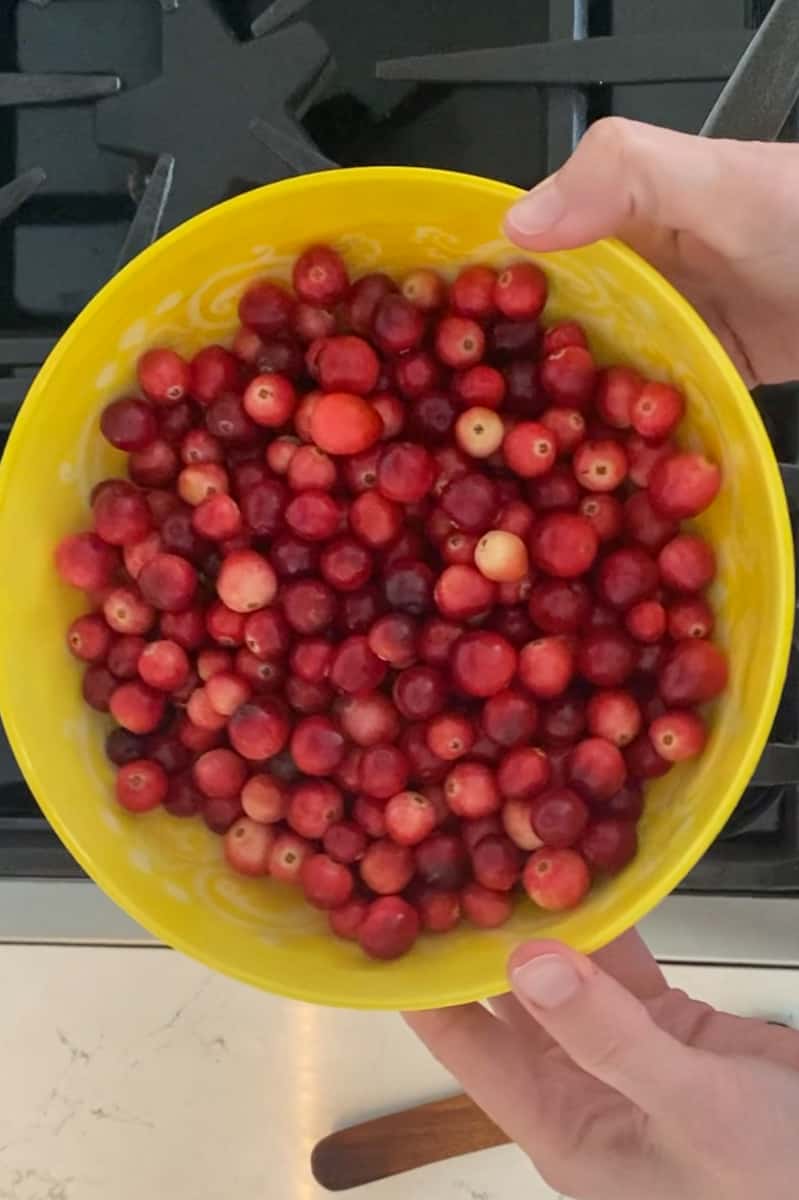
[502,421,557,478]
[426,712,476,761]
[223,818,275,876]
[501,797,543,851]
[241,775,287,824]
[109,680,165,734]
[434,564,496,620]
[518,637,574,699]
[269,831,313,885]
[328,896,370,941]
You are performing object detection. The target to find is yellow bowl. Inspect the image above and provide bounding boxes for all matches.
[0,168,792,1009]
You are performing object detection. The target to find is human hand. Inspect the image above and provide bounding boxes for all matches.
[406,931,799,1200]
[504,118,799,387]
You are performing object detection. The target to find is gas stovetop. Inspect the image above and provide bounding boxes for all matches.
[2,0,799,895]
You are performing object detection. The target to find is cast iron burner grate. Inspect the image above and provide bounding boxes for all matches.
[2,0,799,892]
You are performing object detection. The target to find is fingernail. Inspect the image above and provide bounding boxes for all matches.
[506,177,565,236]
[512,954,581,1010]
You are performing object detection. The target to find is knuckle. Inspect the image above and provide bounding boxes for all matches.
[579,116,634,159]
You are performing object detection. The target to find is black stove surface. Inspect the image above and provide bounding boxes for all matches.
[1,0,799,891]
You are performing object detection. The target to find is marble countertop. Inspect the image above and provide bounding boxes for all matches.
[1,945,798,1200]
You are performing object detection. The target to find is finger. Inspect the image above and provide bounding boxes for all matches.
[404,1004,560,1151]
[503,117,799,256]
[508,940,720,1124]
[591,928,668,1000]
[490,929,665,1037]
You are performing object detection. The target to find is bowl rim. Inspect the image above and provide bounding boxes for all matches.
[0,165,793,1008]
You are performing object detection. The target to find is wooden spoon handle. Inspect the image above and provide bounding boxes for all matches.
[311,1092,510,1191]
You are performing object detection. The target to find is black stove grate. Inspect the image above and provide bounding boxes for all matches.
[2,0,799,891]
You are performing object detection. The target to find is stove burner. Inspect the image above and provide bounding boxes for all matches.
[95,2,332,228]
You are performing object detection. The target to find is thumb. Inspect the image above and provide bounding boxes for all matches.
[503,117,795,256]
[509,940,716,1122]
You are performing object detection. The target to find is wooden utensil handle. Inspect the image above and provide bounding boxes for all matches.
[311,1092,510,1191]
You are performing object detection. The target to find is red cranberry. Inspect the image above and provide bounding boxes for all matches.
[293,244,349,305]
[539,346,596,409]
[527,463,581,511]
[502,421,556,478]
[528,579,590,635]
[585,689,642,748]
[284,489,341,541]
[109,680,165,734]
[542,321,587,354]
[668,597,715,641]
[82,664,117,711]
[55,532,117,591]
[228,698,289,760]
[116,759,169,812]
[453,364,506,410]
[240,479,287,538]
[530,787,589,848]
[578,629,636,687]
[67,613,112,663]
[500,796,543,851]
[281,578,336,635]
[241,774,287,824]
[301,854,354,910]
[415,833,469,890]
[471,834,522,891]
[626,434,676,488]
[329,635,386,695]
[494,261,547,320]
[269,533,318,580]
[367,613,418,669]
[412,392,459,444]
[373,294,426,355]
[659,639,728,705]
[101,396,158,452]
[597,547,659,610]
[625,600,667,644]
[357,896,420,960]
[649,709,707,761]
[238,280,294,338]
[242,372,296,428]
[377,442,437,503]
[434,564,496,620]
[540,690,587,744]
[523,847,591,910]
[426,712,476,761]
[541,406,587,455]
[444,761,500,818]
[394,349,442,398]
[382,790,436,846]
[568,736,627,802]
[382,559,434,616]
[415,889,461,933]
[393,665,447,721]
[290,715,345,775]
[603,782,645,821]
[497,746,551,801]
[323,821,368,866]
[359,838,415,895]
[137,348,191,406]
[624,733,672,779]
[328,896,370,941]
[648,452,721,519]
[205,395,257,445]
[631,381,684,440]
[439,472,499,534]
[451,631,517,698]
[223,818,275,876]
[658,534,716,593]
[580,819,638,873]
[529,512,598,579]
[595,366,642,428]
[93,485,152,546]
[186,345,240,406]
[451,264,497,319]
[287,780,344,841]
[460,882,513,928]
[346,273,396,334]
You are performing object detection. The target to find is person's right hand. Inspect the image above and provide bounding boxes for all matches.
[504,118,799,387]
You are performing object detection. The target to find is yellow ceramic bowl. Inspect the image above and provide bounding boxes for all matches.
[0,168,792,1009]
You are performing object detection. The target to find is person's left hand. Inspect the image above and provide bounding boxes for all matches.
[406,930,799,1200]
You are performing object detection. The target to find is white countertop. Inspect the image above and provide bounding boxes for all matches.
[1,944,798,1200]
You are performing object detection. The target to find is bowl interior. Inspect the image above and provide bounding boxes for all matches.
[0,168,792,1009]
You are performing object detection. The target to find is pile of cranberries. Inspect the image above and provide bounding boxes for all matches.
[54,243,727,961]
